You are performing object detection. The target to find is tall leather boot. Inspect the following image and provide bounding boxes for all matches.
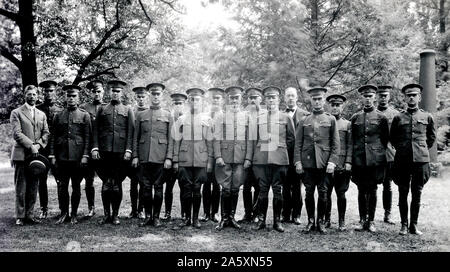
[383,181,394,224]
[317,192,327,233]
[337,195,347,231]
[399,190,409,235]
[229,193,241,229]
[253,198,268,230]
[139,211,153,227]
[153,187,163,227]
[355,191,367,231]
[216,194,229,231]
[367,190,377,232]
[111,209,120,225]
[273,198,284,232]
[100,188,112,224]
[325,189,332,228]
[192,195,201,228]
[178,198,191,227]
[409,201,422,235]
[304,217,315,233]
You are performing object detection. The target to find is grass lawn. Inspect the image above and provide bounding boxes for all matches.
[0,166,449,252]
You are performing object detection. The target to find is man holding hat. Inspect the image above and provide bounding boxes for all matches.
[127,86,149,219]
[172,88,214,228]
[390,83,436,235]
[80,79,106,217]
[324,94,352,231]
[36,80,63,219]
[162,92,188,220]
[240,87,264,223]
[213,86,252,230]
[91,79,135,225]
[201,87,224,223]
[250,86,295,232]
[376,85,400,224]
[10,85,50,226]
[294,86,340,234]
[49,85,91,224]
[132,83,173,227]
[282,87,309,225]
[351,84,389,233]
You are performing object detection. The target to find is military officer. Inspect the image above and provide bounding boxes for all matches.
[390,83,436,235]
[79,79,106,217]
[324,94,352,231]
[49,85,91,224]
[172,88,214,229]
[127,86,148,219]
[250,86,295,232]
[10,85,50,226]
[294,87,340,234]
[376,85,400,224]
[282,87,309,225]
[91,79,135,225]
[162,92,188,220]
[132,83,173,227]
[351,85,389,233]
[36,80,63,219]
[240,87,264,223]
[213,86,252,230]
[201,88,223,223]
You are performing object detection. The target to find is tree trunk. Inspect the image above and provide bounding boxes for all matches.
[439,0,445,33]
[310,0,319,43]
[18,0,38,87]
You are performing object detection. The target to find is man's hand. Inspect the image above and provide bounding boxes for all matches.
[124,151,132,161]
[243,159,252,169]
[326,162,336,174]
[295,162,304,174]
[173,163,179,172]
[345,163,352,172]
[131,158,139,168]
[216,157,226,167]
[164,159,172,169]
[81,157,88,167]
[50,157,56,166]
[30,145,39,156]
[91,150,100,160]
[206,161,213,173]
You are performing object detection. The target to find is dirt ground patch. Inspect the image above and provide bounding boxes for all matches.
[0,166,449,252]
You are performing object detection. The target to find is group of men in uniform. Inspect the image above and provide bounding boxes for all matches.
[10,78,436,236]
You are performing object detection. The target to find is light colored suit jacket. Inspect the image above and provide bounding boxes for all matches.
[10,104,50,161]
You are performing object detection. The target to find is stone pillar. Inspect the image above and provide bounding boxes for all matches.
[419,49,440,175]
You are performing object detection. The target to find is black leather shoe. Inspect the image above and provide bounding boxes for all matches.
[325,219,331,228]
[99,216,112,225]
[55,213,69,225]
[39,210,48,219]
[367,221,376,233]
[211,213,220,223]
[253,220,266,230]
[25,217,41,225]
[70,216,78,225]
[409,223,423,235]
[239,213,253,223]
[139,216,153,227]
[384,211,395,225]
[252,215,259,223]
[200,213,210,222]
[303,219,315,233]
[192,218,201,229]
[281,216,289,223]
[87,207,95,217]
[161,211,171,220]
[181,213,186,221]
[293,216,301,225]
[153,218,162,227]
[338,219,347,231]
[215,219,228,231]
[128,211,138,219]
[15,219,24,226]
[399,223,408,235]
[354,220,366,231]
[229,217,241,229]
[273,221,285,232]
[112,216,120,225]
[179,218,191,228]
[316,220,327,234]
[138,211,146,220]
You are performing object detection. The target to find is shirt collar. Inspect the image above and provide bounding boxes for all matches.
[25,103,35,111]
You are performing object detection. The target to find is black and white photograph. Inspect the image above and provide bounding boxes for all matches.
[0,0,449,258]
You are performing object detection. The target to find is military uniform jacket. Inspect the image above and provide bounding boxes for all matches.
[80,101,106,149]
[294,111,340,169]
[10,105,50,161]
[390,108,436,163]
[92,102,135,154]
[335,117,352,170]
[50,108,91,161]
[172,111,214,167]
[378,106,400,162]
[286,107,309,166]
[133,106,174,163]
[212,109,252,164]
[250,110,295,166]
[36,102,63,155]
[351,108,389,167]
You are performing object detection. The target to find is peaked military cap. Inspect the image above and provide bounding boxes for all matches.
[186,88,205,96]
[326,94,346,104]
[357,84,377,95]
[377,85,393,94]
[401,83,423,94]
[262,86,282,96]
[86,79,103,90]
[62,85,82,94]
[245,87,263,97]
[132,87,148,94]
[208,88,225,96]
[38,80,57,90]
[224,86,243,96]
[146,83,165,91]
[307,86,327,96]
[170,92,188,101]
[107,79,127,89]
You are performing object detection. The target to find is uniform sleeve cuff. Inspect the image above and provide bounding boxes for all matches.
[125,149,132,154]
[48,155,55,159]
[82,155,90,158]
[91,148,99,153]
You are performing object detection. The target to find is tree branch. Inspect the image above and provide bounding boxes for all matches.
[323,38,358,86]
[0,8,19,22]
[159,0,184,14]
[138,0,153,25]
[340,68,382,95]
[0,45,22,71]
